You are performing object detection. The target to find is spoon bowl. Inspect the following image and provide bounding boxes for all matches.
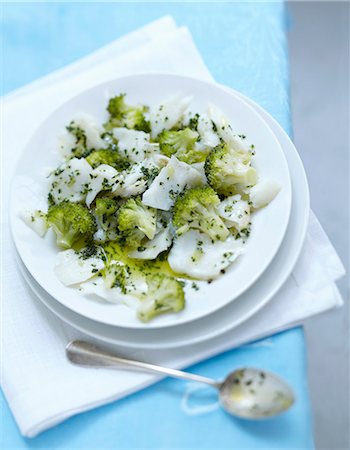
[219,368,295,419]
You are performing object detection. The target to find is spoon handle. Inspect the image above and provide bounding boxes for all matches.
[66,340,220,388]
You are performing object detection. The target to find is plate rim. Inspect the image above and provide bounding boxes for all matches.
[10,74,292,329]
[13,90,310,348]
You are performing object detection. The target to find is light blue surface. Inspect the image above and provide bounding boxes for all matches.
[1,2,313,449]
[2,2,291,134]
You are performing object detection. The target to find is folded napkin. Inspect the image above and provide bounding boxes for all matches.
[1,17,345,438]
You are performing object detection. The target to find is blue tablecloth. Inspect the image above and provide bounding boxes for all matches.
[1,2,314,448]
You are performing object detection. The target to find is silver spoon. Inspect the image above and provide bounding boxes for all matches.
[66,340,295,419]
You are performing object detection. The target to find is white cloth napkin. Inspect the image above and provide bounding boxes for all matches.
[1,17,345,438]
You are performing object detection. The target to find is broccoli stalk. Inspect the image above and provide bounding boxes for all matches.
[117,197,157,249]
[158,128,201,164]
[204,143,257,196]
[86,149,130,170]
[137,274,185,322]
[105,93,150,132]
[172,186,229,241]
[47,200,97,249]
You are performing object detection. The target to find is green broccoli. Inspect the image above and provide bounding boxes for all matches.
[47,200,97,249]
[104,93,150,132]
[66,123,89,158]
[117,197,157,249]
[86,149,130,170]
[95,197,119,217]
[172,186,229,241]
[158,128,202,164]
[94,197,119,225]
[92,197,120,242]
[118,228,146,250]
[137,273,185,322]
[204,143,257,196]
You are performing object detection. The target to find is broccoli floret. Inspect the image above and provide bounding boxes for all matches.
[118,227,146,250]
[47,201,97,249]
[92,197,120,242]
[158,128,202,164]
[137,273,185,322]
[94,197,119,226]
[123,109,150,133]
[117,197,157,249]
[204,143,257,196]
[66,123,89,158]
[95,197,119,217]
[86,149,130,170]
[105,93,150,132]
[172,186,229,241]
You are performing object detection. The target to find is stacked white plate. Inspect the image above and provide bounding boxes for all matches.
[10,75,309,349]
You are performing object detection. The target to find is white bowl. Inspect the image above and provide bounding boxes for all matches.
[10,74,291,329]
